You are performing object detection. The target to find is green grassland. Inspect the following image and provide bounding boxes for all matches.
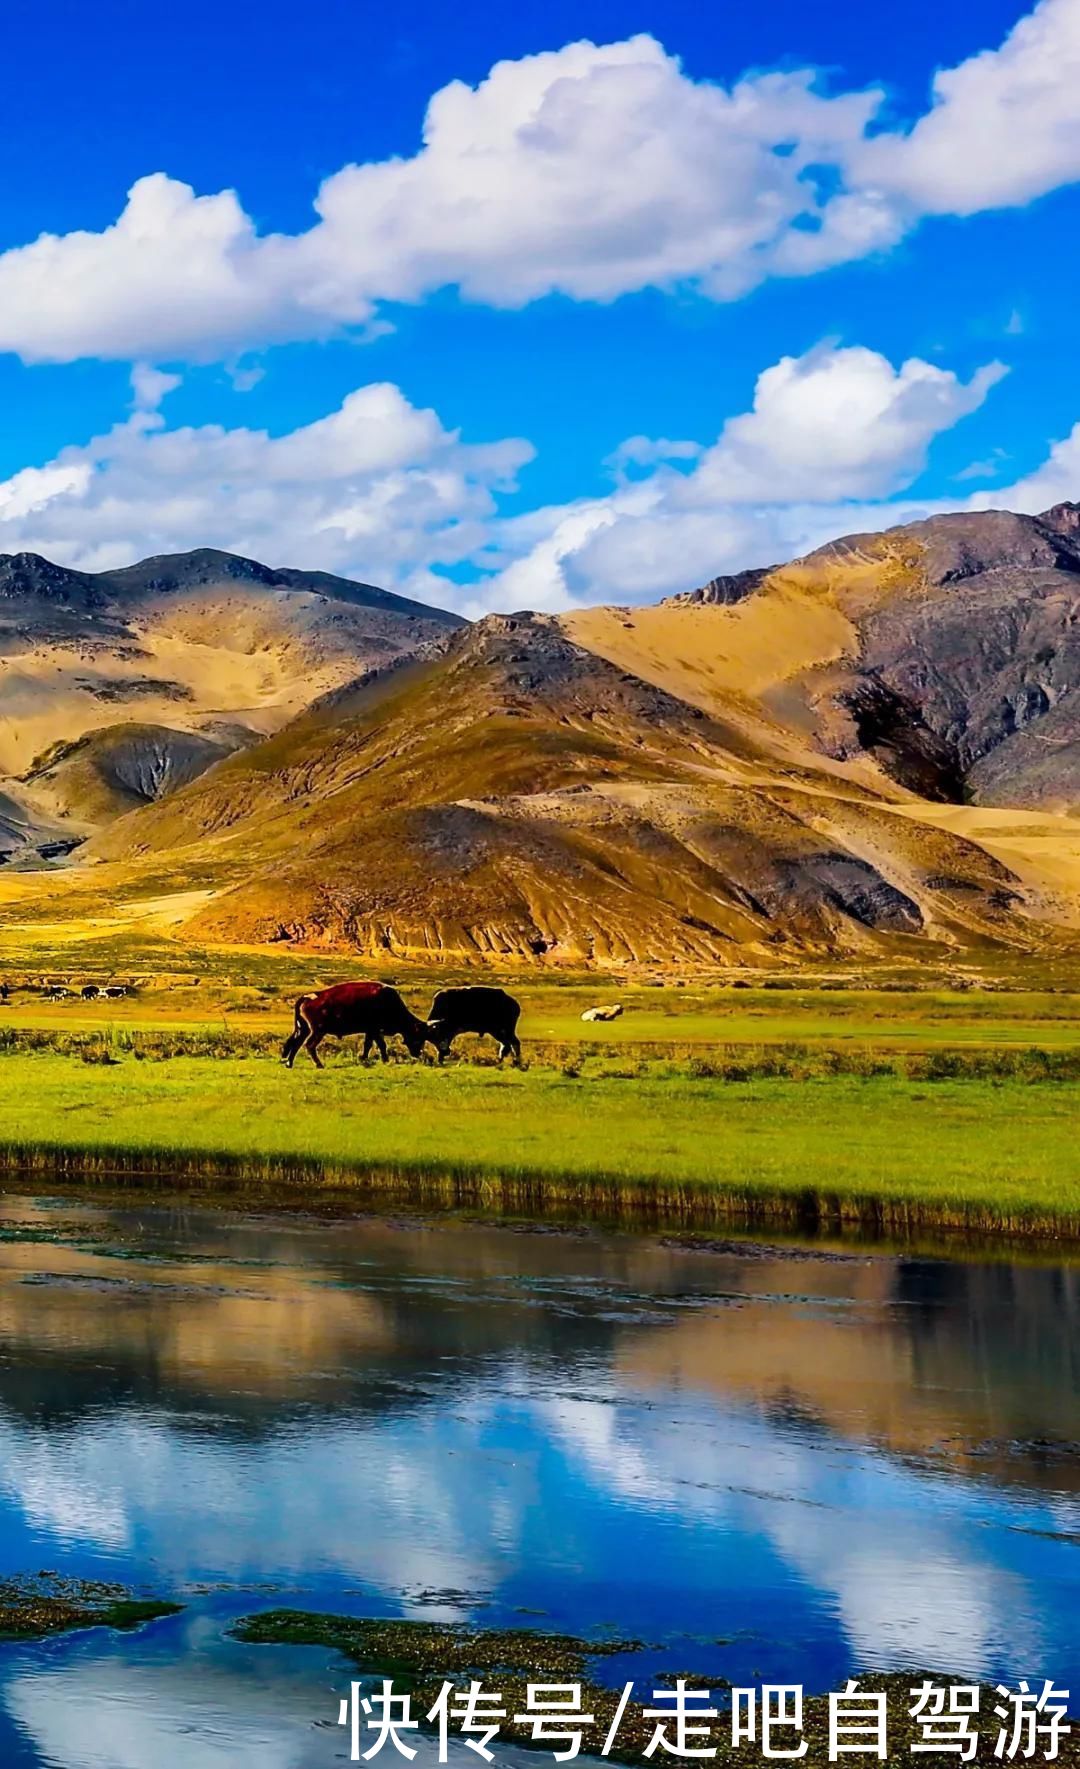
[4,959,1080,1049]
[1,929,1079,1243]
[1,1041,1078,1243]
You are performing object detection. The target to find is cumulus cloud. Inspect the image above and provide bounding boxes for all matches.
[854,0,1080,215]
[677,345,1007,505]
[0,381,532,601]
[0,461,92,525]
[0,176,304,363]
[0,340,1065,619]
[0,3,1076,364]
[478,343,1007,610]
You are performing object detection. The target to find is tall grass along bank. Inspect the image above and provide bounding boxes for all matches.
[0,1049,1078,1244]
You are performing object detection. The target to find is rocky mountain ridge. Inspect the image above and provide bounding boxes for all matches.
[0,545,462,863]
[7,504,1080,965]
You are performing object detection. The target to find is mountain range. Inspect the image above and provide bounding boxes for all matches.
[5,505,1080,968]
[0,547,460,862]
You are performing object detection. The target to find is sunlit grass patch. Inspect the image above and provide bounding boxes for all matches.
[0,1049,1077,1243]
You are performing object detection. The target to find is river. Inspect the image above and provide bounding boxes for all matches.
[0,1194,1074,1766]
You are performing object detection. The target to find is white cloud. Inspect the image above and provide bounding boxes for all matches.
[853,0,1080,216]
[0,340,1070,621]
[307,43,881,310]
[977,420,1080,512]
[955,448,1011,482]
[677,345,1006,505]
[0,5,1077,364]
[226,361,265,393]
[0,381,532,598]
[477,343,1007,609]
[130,362,181,411]
[0,174,307,364]
[0,461,92,524]
[605,435,703,478]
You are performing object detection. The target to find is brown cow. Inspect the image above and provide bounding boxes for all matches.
[282,981,430,1070]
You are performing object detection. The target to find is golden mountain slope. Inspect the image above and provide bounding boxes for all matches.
[11,504,1080,968]
[82,613,1056,966]
[17,723,233,827]
[0,547,460,862]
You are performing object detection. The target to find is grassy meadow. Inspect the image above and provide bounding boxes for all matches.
[1,924,1079,1243]
[0,1013,1078,1242]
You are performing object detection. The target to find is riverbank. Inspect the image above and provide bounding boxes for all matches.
[1,1048,1078,1243]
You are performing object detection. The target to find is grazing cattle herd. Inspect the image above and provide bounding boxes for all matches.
[1,981,134,1003]
[0,974,631,1072]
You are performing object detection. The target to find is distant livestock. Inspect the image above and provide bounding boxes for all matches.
[42,985,71,1001]
[282,981,430,1070]
[580,1005,623,1023]
[426,987,522,1066]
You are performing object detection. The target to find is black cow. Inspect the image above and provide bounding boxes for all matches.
[426,987,522,1066]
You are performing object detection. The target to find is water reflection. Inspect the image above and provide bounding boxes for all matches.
[2,1610,560,1768]
[0,1196,1074,1765]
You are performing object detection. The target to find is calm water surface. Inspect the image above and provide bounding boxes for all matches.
[0,1195,1075,1766]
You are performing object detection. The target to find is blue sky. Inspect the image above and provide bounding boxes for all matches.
[1,0,1078,611]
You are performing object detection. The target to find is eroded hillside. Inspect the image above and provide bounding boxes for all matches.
[0,547,461,863]
[653,502,1080,810]
[7,505,1080,968]
[85,612,1053,966]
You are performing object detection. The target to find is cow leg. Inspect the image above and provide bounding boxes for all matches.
[361,1034,374,1063]
[306,1032,325,1070]
[509,1034,522,1067]
[283,1016,307,1068]
[375,1033,389,1063]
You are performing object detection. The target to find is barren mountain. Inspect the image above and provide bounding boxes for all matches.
[0,547,461,862]
[10,503,1080,966]
[650,502,1080,811]
[18,723,235,826]
[90,607,1050,965]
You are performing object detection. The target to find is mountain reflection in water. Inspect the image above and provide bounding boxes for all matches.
[0,1195,1075,1768]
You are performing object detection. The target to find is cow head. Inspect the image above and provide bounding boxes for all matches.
[404,1018,432,1060]
[424,1016,453,1058]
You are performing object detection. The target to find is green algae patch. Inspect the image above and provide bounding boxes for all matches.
[233,1608,640,1678]
[233,1609,656,1758]
[235,1613,1080,1767]
[0,1576,182,1641]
